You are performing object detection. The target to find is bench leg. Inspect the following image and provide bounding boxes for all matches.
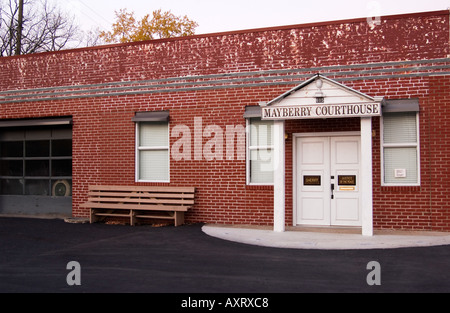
[174,211,185,227]
[130,210,136,226]
[90,209,97,224]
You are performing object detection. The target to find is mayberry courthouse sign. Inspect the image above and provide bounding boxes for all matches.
[261,102,381,120]
[261,75,382,120]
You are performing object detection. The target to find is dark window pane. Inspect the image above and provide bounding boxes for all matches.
[0,160,23,176]
[0,179,23,195]
[26,141,49,157]
[25,179,49,195]
[25,160,49,177]
[52,140,72,157]
[51,179,72,196]
[51,159,72,176]
[0,141,23,157]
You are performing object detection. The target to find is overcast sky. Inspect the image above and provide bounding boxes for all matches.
[59,0,449,35]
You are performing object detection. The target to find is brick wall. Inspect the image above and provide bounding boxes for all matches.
[1,11,449,230]
[1,11,448,90]
[427,76,450,231]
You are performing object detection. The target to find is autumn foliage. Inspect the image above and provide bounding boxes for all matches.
[99,9,198,43]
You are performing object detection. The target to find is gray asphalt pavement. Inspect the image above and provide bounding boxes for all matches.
[0,217,449,295]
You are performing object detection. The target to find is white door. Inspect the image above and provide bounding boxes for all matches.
[296,137,331,226]
[330,136,361,226]
[296,136,361,226]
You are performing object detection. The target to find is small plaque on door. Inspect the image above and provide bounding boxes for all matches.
[338,175,356,186]
[304,175,321,186]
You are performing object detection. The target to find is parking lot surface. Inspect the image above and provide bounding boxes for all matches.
[0,217,449,293]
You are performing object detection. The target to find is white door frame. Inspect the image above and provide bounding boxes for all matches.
[293,130,373,234]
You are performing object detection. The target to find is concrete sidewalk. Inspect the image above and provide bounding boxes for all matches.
[202,224,450,250]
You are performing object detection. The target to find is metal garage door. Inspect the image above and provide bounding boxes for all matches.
[0,119,72,217]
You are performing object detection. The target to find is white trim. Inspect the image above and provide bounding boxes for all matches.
[135,123,139,182]
[380,112,420,186]
[246,119,250,185]
[293,131,361,138]
[292,135,298,227]
[135,121,170,183]
[138,146,169,150]
[246,118,275,186]
[249,145,273,150]
[361,117,373,236]
[273,120,285,232]
[416,112,421,185]
[265,74,375,107]
[382,143,418,148]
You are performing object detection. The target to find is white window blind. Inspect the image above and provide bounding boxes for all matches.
[140,123,168,147]
[383,113,417,144]
[137,122,169,182]
[248,119,274,184]
[382,112,419,185]
[383,147,418,184]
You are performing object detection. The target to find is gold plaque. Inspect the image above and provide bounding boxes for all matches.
[304,175,321,186]
[338,175,356,186]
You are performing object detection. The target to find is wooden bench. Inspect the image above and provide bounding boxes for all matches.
[80,185,195,226]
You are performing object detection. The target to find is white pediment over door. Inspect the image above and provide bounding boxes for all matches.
[261,74,383,120]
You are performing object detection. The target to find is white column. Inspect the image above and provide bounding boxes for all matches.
[360,117,374,236]
[273,120,285,232]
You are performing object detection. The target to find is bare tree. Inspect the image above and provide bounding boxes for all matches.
[14,0,23,55]
[83,27,102,47]
[0,0,80,56]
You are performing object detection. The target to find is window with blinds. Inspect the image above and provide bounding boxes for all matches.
[381,112,420,185]
[247,118,274,185]
[136,122,169,182]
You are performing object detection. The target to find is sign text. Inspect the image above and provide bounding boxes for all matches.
[262,103,381,120]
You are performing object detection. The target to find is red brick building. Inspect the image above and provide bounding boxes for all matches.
[1,10,449,234]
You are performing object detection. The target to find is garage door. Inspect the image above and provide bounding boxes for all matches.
[0,122,72,217]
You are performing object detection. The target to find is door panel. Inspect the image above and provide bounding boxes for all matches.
[301,197,325,220]
[335,198,359,221]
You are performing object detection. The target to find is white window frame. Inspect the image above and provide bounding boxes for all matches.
[380,112,420,186]
[135,122,170,183]
[246,118,274,186]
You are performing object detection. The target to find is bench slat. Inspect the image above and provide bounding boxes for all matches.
[135,214,172,219]
[82,202,190,212]
[87,191,195,199]
[87,197,194,205]
[94,213,131,217]
[89,185,195,193]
